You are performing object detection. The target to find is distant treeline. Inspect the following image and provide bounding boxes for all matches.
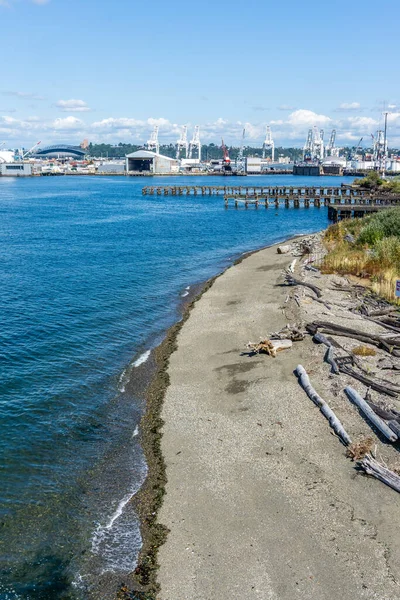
[87,143,400,161]
[87,142,303,161]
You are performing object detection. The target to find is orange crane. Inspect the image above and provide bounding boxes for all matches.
[221,138,232,172]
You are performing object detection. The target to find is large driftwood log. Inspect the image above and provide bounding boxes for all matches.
[285,276,322,298]
[340,366,400,397]
[344,386,398,442]
[366,317,400,334]
[307,321,400,356]
[295,365,352,445]
[360,454,400,493]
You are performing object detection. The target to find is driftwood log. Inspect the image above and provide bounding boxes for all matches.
[360,454,400,493]
[277,245,291,254]
[365,400,400,437]
[340,365,400,397]
[295,365,352,445]
[313,332,339,374]
[285,276,322,298]
[344,386,398,442]
[307,321,400,357]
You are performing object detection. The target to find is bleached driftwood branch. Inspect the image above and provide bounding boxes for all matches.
[295,365,352,445]
[313,332,340,374]
[360,454,400,493]
[344,386,398,442]
[285,275,322,298]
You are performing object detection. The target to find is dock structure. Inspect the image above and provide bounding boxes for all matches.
[142,184,368,199]
[142,185,400,221]
[327,205,395,223]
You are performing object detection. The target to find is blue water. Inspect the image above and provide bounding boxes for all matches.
[0,174,355,598]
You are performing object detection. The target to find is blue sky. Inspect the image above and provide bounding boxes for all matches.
[1,0,399,147]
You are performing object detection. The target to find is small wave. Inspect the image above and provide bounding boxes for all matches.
[91,478,145,573]
[132,425,139,438]
[185,286,190,290]
[118,369,127,393]
[181,291,189,297]
[133,349,151,367]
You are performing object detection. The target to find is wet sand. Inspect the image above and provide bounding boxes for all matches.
[156,241,400,600]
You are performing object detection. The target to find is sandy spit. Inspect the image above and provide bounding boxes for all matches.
[154,239,400,600]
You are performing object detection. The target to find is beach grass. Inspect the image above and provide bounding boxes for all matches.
[321,207,400,303]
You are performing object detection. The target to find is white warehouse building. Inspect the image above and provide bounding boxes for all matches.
[126,150,179,174]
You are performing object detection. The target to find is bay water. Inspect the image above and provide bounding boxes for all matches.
[0,174,354,598]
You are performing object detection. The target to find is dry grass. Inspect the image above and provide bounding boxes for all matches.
[321,218,400,304]
[346,437,374,461]
[352,345,377,357]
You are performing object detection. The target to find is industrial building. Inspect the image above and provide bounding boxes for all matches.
[125,150,179,174]
[0,163,32,176]
[97,162,125,174]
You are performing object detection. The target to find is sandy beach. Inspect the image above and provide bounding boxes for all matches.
[152,238,400,600]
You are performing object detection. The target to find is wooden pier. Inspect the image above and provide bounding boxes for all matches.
[142,185,400,221]
[142,184,370,200]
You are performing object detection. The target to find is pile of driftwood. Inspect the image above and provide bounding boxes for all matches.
[295,365,400,493]
[285,264,400,493]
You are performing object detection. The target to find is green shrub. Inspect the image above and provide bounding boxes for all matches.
[358,222,385,245]
[373,236,400,271]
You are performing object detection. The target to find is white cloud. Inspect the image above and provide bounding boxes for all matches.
[287,109,331,127]
[32,0,51,3]
[278,104,296,111]
[52,116,84,130]
[347,116,378,128]
[2,110,400,148]
[56,99,91,112]
[337,102,361,111]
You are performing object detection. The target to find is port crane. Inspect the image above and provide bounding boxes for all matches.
[188,125,201,161]
[221,139,232,172]
[15,141,41,161]
[262,126,275,161]
[312,126,324,161]
[176,125,188,160]
[236,128,246,172]
[303,128,313,161]
[372,130,386,162]
[303,127,324,162]
[146,125,160,155]
[351,137,363,160]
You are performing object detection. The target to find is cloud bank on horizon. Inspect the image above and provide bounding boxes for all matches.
[1,102,399,147]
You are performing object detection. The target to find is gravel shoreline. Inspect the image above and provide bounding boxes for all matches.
[122,235,400,600]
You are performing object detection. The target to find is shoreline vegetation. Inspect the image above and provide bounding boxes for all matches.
[322,171,400,304]
[322,207,400,304]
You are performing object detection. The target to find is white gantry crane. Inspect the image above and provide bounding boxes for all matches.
[236,128,246,172]
[262,126,275,161]
[146,125,160,155]
[372,130,386,162]
[303,127,324,161]
[188,125,201,161]
[312,126,324,161]
[327,129,341,158]
[303,128,313,161]
[176,125,188,160]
